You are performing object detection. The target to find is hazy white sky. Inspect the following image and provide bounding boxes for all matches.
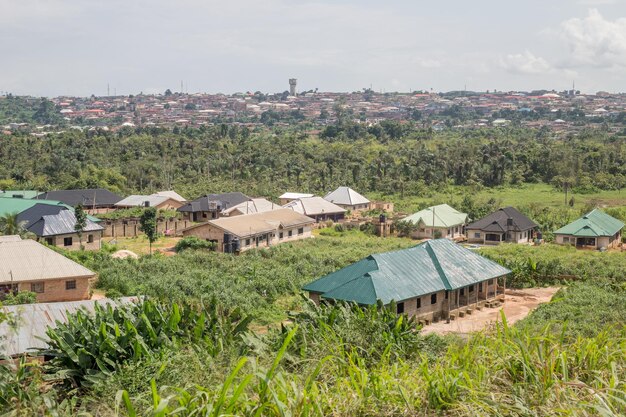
[1,0,626,96]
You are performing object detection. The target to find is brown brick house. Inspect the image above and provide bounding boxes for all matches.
[0,236,95,302]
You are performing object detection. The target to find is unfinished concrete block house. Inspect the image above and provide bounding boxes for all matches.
[303,239,510,324]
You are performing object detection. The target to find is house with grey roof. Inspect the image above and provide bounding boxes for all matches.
[282,196,346,223]
[115,193,184,210]
[37,188,123,213]
[466,207,538,245]
[303,239,510,323]
[177,192,250,222]
[0,236,96,303]
[17,204,104,251]
[554,209,623,250]
[323,186,371,212]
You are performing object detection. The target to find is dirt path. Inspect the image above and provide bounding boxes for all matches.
[421,287,560,336]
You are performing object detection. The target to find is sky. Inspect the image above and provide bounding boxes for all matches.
[1,0,626,97]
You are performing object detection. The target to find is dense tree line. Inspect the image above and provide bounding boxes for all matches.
[0,125,624,199]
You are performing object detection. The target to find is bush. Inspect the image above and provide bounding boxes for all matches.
[2,291,37,305]
[38,298,251,389]
[174,236,216,253]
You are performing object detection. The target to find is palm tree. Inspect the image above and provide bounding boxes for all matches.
[0,212,28,237]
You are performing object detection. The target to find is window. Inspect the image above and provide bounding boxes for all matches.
[469,285,474,293]
[87,234,94,243]
[279,232,283,239]
[65,280,77,290]
[445,291,449,300]
[396,302,405,314]
[460,288,465,296]
[298,227,304,235]
[288,230,293,237]
[63,237,73,246]
[479,282,483,292]
[416,298,421,309]
[431,293,437,304]
[245,239,250,246]
[31,282,44,293]
[562,237,570,244]
[45,237,54,245]
[474,232,480,238]
[203,213,208,218]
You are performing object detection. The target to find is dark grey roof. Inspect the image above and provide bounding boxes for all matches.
[466,207,538,233]
[37,188,123,207]
[27,209,104,237]
[178,192,250,213]
[17,204,66,228]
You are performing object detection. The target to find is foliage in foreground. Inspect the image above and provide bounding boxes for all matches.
[37,298,251,389]
[117,317,626,416]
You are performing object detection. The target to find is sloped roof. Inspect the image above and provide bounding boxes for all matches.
[0,237,96,283]
[1,199,101,224]
[324,186,370,206]
[0,190,40,199]
[554,209,624,237]
[26,209,104,237]
[37,188,123,207]
[151,190,186,202]
[115,194,171,208]
[403,204,468,228]
[466,207,538,232]
[0,297,137,356]
[17,204,66,227]
[279,192,314,200]
[178,192,250,213]
[222,198,281,216]
[303,239,510,305]
[184,208,314,238]
[283,196,346,216]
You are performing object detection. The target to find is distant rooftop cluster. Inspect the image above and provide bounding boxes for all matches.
[2,87,626,136]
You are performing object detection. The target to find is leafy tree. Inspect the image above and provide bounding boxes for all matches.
[0,212,27,236]
[139,207,158,255]
[74,204,87,249]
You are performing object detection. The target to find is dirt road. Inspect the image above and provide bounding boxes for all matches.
[421,287,560,336]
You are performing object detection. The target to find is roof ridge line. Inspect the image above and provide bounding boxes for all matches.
[424,241,452,291]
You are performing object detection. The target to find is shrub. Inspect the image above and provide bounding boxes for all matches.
[2,291,37,305]
[38,298,251,389]
[175,236,216,253]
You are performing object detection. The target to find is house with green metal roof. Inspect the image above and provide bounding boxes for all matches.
[0,190,40,199]
[554,209,623,250]
[403,204,468,240]
[0,198,101,223]
[303,239,510,322]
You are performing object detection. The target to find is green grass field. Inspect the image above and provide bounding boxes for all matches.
[369,183,626,213]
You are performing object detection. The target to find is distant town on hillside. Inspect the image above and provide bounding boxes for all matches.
[2,84,626,136]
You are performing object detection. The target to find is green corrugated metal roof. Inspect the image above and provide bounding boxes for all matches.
[554,209,624,237]
[302,239,511,305]
[403,204,468,228]
[0,198,101,223]
[0,190,40,199]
